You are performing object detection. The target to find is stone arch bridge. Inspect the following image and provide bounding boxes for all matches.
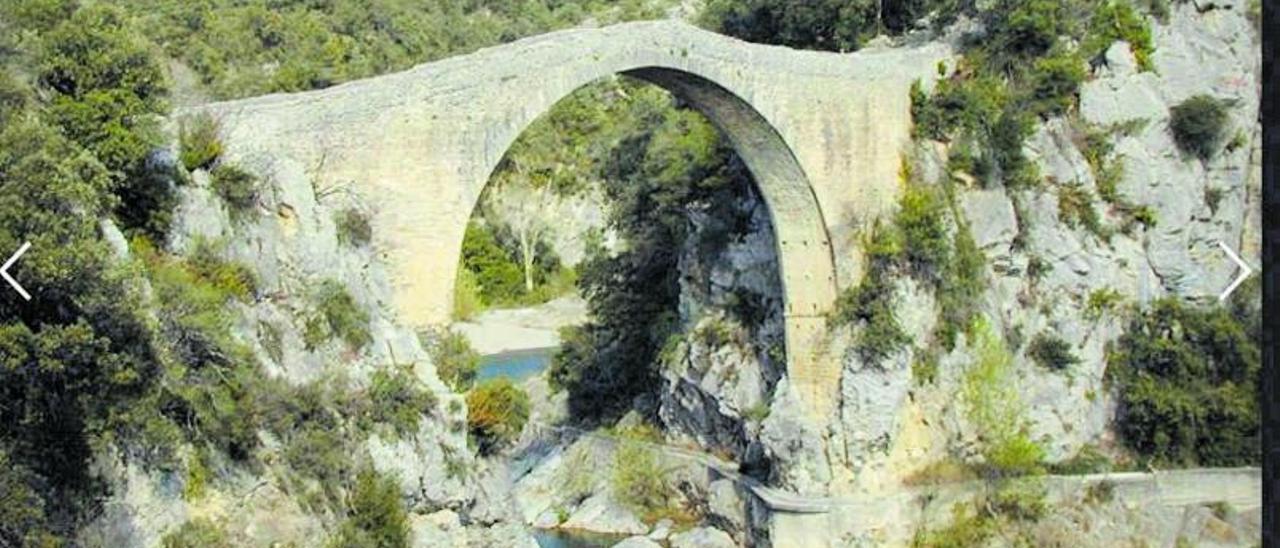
[191,20,949,419]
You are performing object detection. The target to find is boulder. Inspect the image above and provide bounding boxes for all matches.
[669,526,737,548]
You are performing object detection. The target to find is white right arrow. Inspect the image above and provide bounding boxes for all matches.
[1217,240,1252,303]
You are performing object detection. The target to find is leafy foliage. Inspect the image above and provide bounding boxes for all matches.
[209,164,258,218]
[612,437,675,522]
[831,223,911,363]
[466,378,530,456]
[162,519,232,548]
[336,208,372,248]
[1082,0,1155,71]
[700,0,950,52]
[363,367,437,437]
[1106,288,1260,466]
[963,318,1045,478]
[179,112,222,171]
[330,468,410,548]
[1026,333,1080,371]
[1169,94,1232,162]
[304,280,371,351]
[121,0,671,100]
[547,80,770,421]
[424,329,480,393]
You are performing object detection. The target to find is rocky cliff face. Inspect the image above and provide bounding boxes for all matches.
[79,147,535,546]
[652,0,1261,507]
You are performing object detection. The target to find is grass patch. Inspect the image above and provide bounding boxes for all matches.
[179,112,222,172]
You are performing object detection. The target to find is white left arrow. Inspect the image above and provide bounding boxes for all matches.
[2,242,31,301]
[1217,240,1252,303]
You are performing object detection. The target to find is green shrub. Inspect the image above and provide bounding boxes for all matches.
[209,164,258,218]
[612,438,676,523]
[911,502,996,548]
[330,468,410,548]
[1169,95,1231,162]
[162,518,232,548]
[897,184,951,281]
[424,330,480,392]
[1084,479,1117,505]
[336,208,372,247]
[1084,0,1156,71]
[963,317,1045,478]
[179,112,222,171]
[1085,287,1125,320]
[831,223,911,363]
[452,267,484,321]
[1026,333,1080,371]
[182,450,211,501]
[188,239,257,301]
[1049,444,1113,475]
[1106,293,1260,466]
[1029,48,1086,117]
[465,378,530,456]
[304,280,371,352]
[1057,182,1106,239]
[936,223,986,350]
[912,350,940,385]
[363,367,437,437]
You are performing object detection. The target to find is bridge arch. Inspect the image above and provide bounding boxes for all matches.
[195,21,950,419]
[465,63,839,414]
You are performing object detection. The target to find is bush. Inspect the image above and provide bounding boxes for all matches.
[612,438,674,522]
[831,223,911,363]
[963,317,1045,477]
[188,239,257,301]
[1169,95,1231,162]
[1050,444,1114,475]
[1026,333,1080,371]
[162,519,232,548]
[897,184,951,282]
[424,330,480,392]
[304,280,371,352]
[179,112,222,171]
[331,468,410,548]
[1084,480,1117,505]
[210,164,258,217]
[363,367,437,437]
[699,0,874,53]
[465,378,530,456]
[1106,293,1260,466]
[935,223,985,350]
[1084,1,1155,72]
[1085,287,1125,320]
[336,208,372,248]
[1028,48,1086,117]
[1057,182,1105,239]
[452,267,484,321]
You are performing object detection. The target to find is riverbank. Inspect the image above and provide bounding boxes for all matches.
[453,295,588,355]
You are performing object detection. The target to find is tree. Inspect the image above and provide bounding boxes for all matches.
[482,181,557,294]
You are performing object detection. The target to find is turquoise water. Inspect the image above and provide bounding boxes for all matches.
[532,528,630,548]
[477,348,554,382]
